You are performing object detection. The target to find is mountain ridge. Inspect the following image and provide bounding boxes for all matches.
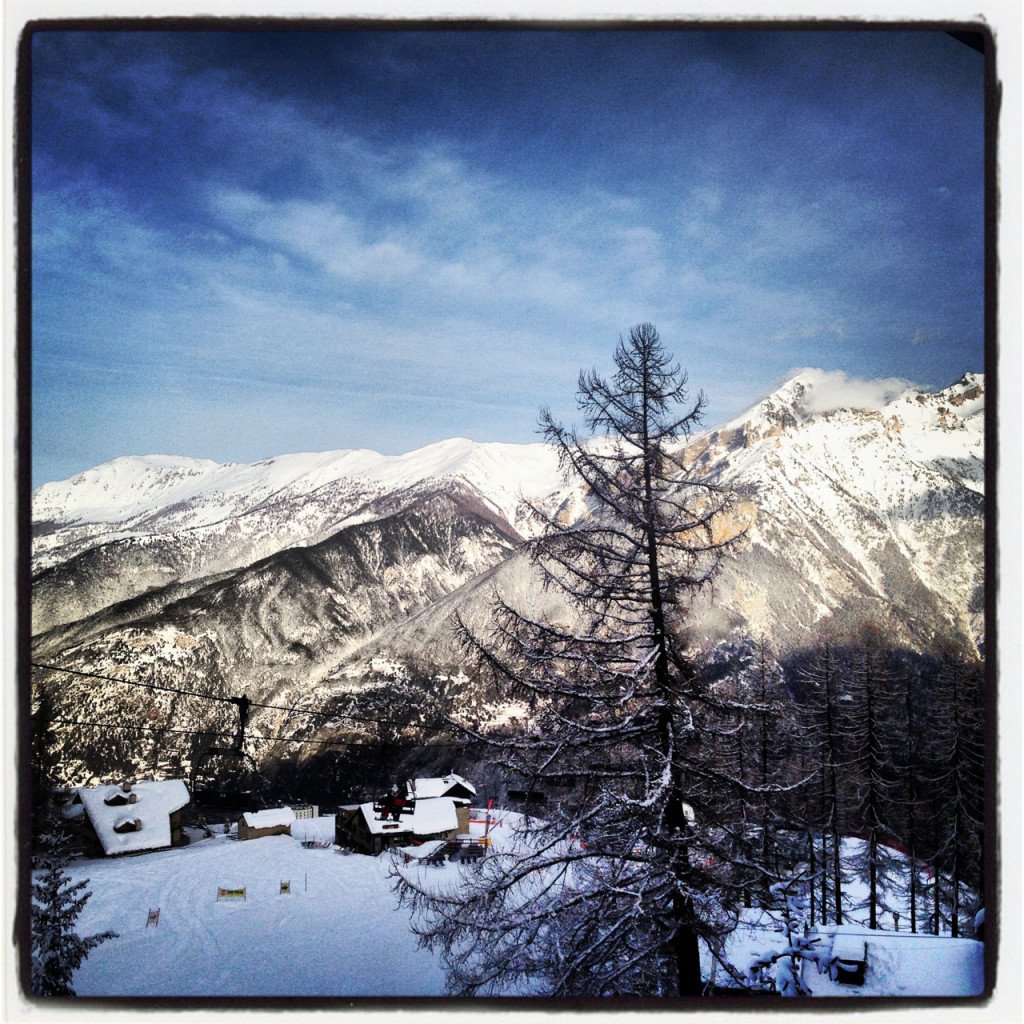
[30,370,986,786]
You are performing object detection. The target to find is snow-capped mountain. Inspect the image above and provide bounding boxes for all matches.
[31,371,985,786]
[688,371,984,647]
[31,438,572,634]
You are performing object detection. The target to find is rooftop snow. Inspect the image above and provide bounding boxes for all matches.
[79,780,189,856]
[408,774,475,799]
[241,807,295,829]
[360,804,413,837]
[358,798,458,837]
[411,798,458,834]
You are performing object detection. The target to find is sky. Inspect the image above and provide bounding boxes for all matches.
[30,27,986,487]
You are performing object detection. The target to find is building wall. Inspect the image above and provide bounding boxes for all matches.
[237,819,292,841]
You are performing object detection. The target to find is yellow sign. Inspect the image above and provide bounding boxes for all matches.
[217,887,246,900]
[280,881,290,895]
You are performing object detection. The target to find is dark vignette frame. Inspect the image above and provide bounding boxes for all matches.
[13,15,999,1012]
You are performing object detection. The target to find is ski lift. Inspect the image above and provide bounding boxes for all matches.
[190,696,262,804]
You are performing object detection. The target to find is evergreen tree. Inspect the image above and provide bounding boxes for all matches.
[396,324,748,996]
[878,648,930,932]
[31,824,117,996]
[747,873,833,996]
[747,637,793,895]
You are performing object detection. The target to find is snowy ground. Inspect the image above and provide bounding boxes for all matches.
[61,819,984,998]
[719,908,984,997]
[714,839,985,998]
[67,815,448,997]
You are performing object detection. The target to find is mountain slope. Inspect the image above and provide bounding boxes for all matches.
[31,371,986,785]
[32,439,567,633]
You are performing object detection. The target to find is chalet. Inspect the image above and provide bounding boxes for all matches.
[78,779,190,857]
[337,797,461,856]
[406,774,475,833]
[237,807,295,841]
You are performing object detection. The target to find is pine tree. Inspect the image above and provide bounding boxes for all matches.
[396,324,748,996]
[701,636,794,909]
[31,824,117,996]
[877,648,931,932]
[747,637,792,896]
[747,873,833,996]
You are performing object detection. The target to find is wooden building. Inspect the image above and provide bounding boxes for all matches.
[237,806,295,840]
[405,774,474,833]
[336,797,461,856]
[77,779,190,857]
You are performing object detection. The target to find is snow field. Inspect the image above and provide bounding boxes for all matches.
[65,809,517,997]
[66,817,447,997]
[51,814,984,999]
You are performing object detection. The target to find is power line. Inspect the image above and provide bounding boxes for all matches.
[32,660,369,719]
[31,659,450,733]
[32,661,239,707]
[45,715,464,750]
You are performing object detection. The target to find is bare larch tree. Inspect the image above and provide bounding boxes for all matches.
[396,323,749,997]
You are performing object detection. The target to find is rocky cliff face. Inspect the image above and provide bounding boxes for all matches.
[31,372,985,785]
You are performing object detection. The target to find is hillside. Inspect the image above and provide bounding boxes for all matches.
[30,371,986,786]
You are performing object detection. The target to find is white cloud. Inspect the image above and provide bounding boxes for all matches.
[783,368,915,414]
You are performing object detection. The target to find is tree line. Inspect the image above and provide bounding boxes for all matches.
[705,628,985,939]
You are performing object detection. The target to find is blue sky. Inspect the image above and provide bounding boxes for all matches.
[31,28,986,486]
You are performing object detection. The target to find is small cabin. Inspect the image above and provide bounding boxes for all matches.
[337,797,461,856]
[78,779,190,857]
[406,774,475,833]
[237,807,296,841]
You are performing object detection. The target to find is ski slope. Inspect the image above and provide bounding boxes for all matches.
[61,819,984,998]
[67,817,447,997]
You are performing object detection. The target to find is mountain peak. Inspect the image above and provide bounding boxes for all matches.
[730,369,924,432]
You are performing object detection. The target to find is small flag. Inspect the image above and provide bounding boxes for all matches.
[146,908,160,927]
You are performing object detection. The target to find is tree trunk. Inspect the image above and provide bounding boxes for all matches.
[674,894,703,996]
[831,821,843,926]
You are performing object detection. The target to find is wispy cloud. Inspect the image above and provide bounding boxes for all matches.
[30,30,985,484]
[784,368,915,414]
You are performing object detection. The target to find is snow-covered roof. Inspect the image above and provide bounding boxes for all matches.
[407,774,476,799]
[411,798,458,834]
[79,780,190,856]
[357,798,458,837]
[360,804,413,837]
[241,807,295,829]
